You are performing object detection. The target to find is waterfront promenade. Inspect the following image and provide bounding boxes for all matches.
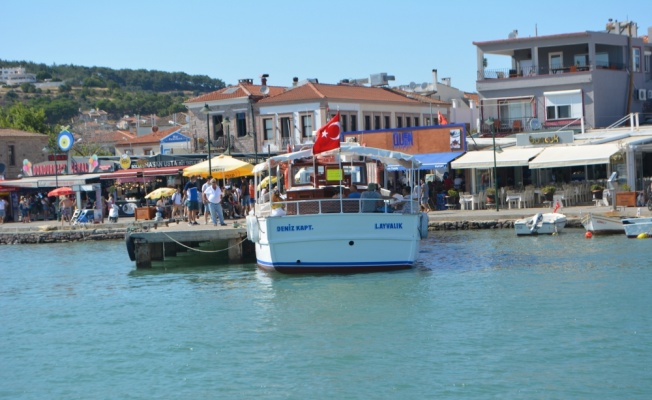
[1,203,649,234]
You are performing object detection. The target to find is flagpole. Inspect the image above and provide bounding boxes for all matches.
[338,147,343,212]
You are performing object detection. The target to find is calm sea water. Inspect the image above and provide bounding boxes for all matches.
[1,229,651,399]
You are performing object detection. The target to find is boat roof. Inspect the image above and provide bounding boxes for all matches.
[252,144,422,173]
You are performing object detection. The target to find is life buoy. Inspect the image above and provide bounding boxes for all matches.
[246,215,260,243]
[418,212,429,239]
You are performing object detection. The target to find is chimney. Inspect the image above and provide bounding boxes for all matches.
[261,73,269,86]
[292,77,299,87]
[432,69,438,85]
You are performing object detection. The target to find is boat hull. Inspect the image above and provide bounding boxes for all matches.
[622,217,652,238]
[248,213,423,273]
[581,213,624,235]
[514,213,567,236]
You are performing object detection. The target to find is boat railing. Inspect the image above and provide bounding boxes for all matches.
[254,198,420,217]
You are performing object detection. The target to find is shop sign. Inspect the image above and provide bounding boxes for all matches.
[516,131,574,146]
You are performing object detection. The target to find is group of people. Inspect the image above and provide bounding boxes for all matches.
[180,176,255,227]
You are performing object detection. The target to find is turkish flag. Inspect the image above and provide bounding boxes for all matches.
[438,111,448,125]
[313,112,341,155]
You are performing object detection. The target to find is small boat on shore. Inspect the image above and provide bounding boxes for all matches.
[581,213,625,235]
[622,217,652,238]
[514,212,567,236]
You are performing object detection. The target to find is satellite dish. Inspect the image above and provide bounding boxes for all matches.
[409,82,417,89]
[260,85,269,95]
[421,82,428,89]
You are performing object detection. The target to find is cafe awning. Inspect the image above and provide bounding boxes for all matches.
[0,173,102,188]
[386,152,464,171]
[451,147,543,169]
[99,166,186,180]
[528,143,620,169]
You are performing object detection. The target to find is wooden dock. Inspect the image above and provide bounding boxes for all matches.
[125,219,251,268]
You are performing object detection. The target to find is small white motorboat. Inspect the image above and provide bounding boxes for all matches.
[580,213,624,235]
[622,217,652,238]
[514,212,567,236]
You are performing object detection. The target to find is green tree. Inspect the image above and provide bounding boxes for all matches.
[0,103,50,134]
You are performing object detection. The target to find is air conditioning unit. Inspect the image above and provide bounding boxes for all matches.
[638,88,647,101]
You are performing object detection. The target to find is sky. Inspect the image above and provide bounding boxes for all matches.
[2,0,651,93]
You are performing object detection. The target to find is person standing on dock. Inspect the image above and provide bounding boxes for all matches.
[202,178,226,226]
[184,176,200,226]
[201,179,211,224]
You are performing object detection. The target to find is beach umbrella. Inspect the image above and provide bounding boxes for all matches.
[144,187,177,199]
[257,176,278,190]
[48,186,75,197]
[183,154,253,179]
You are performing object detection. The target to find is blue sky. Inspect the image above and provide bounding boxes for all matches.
[2,0,650,93]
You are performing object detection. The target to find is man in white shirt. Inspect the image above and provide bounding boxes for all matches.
[202,179,226,226]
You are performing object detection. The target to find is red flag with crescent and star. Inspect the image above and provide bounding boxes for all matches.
[313,112,341,155]
[438,111,449,125]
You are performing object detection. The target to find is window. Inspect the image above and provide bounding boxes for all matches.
[374,115,381,130]
[549,52,563,71]
[645,51,651,73]
[574,54,589,67]
[280,117,291,147]
[405,116,411,127]
[236,112,247,137]
[396,116,403,128]
[596,52,609,68]
[364,115,371,130]
[300,114,313,138]
[351,115,357,131]
[544,90,582,121]
[414,117,420,126]
[632,47,641,72]
[384,116,390,129]
[263,118,274,140]
[341,114,348,132]
[8,145,15,166]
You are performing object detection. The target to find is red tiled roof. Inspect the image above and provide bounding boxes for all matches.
[101,130,136,144]
[117,126,184,146]
[257,82,423,104]
[186,83,286,104]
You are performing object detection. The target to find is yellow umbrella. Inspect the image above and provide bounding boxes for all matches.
[183,154,254,179]
[145,187,177,199]
[257,176,278,190]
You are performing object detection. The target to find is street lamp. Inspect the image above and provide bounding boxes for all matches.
[42,146,59,187]
[222,117,231,155]
[201,104,212,177]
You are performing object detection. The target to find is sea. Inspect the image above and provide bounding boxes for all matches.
[1,229,651,399]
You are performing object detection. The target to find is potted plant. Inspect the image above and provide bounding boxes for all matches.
[485,187,496,204]
[616,183,636,207]
[447,188,459,205]
[591,184,604,200]
[541,185,556,201]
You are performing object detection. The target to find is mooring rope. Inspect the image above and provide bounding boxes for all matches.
[160,231,249,253]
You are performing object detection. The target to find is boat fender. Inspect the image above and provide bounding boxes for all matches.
[419,212,429,239]
[246,215,260,243]
[125,231,136,261]
[637,232,649,239]
[530,213,543,233]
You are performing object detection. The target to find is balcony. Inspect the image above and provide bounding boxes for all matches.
[478,61,625,82]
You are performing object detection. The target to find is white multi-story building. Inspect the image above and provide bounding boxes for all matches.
[0,67,36,85]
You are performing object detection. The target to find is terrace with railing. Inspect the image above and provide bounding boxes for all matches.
[479,61,627,81]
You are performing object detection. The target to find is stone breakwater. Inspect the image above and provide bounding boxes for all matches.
[428,217,583,231]
[0,227,129,245]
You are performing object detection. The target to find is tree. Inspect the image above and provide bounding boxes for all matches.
[0,103,50,134]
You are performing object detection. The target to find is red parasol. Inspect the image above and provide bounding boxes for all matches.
[48,186,75,197]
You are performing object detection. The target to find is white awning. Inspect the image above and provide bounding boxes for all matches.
[528,143,620,169]
[450,147,544,169]
[0,173,102,188]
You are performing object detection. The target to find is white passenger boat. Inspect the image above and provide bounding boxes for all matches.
[245,144,429,273]
[622,217,652,238]
[580,213,625,235]
[514,212,567,236]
